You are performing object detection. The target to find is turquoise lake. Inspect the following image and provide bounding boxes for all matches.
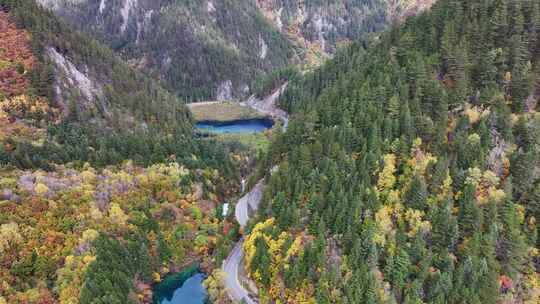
[153,267,208,304]
[195,119,273,134]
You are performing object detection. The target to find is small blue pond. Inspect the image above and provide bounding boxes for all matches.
[196,119,273,134]
[153,266,208,304]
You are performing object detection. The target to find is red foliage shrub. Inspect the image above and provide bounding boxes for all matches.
[0,11,35,98]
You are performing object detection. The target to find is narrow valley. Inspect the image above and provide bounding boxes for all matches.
[2,1,540,304]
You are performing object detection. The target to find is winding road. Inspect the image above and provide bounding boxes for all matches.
[222,239,255,304]
[221,84,288,304]
[222,180,264,304]
[235,180,264,227]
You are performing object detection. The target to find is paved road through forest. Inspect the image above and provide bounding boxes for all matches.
[222,180,264,304]
[222,84,288,304]
[222,238,255,304]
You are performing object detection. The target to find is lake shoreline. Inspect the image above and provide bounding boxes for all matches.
[195,118,275,134]
[152,264,209,304]
[196,118,274,127]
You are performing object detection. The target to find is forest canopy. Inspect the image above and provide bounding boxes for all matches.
[246,0,540,303]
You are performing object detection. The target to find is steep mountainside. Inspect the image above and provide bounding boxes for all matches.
[255,0,435,59]
[0,0,191,133]
[36,0,435,101]
[36,0,296,101]
[0,0,236,174]
[245,0,540,303]
[0,2,242,303]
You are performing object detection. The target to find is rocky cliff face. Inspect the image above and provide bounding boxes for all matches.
[36,0,435,101]
[255,0,436,54]
[37,0,295,101]
[2,0,197,140]
[386,0,436,22]
[256,1,379,54]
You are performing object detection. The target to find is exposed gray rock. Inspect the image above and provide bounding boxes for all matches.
[120,0,137,34]
[192,183,203,201]
[46,47,107,117]
[242,82,289,129]
[75,242,92,255]
[207,0,216,14]
[216,80,233,101]
[99,0,107,14]
[94,184,112,212]
[259,35,268,59]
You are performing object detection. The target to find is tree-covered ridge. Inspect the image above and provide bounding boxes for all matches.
[0,11,35,99]
[0,9,59,141]
[0,162,237,304]
[37,0,434,101]
[246,0,540,303]
[0,1,239,176]
[3,0,193,134]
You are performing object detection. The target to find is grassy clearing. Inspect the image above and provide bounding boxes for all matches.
[199,133,269,153]
[187,101,266,122]
[218,132,270,153]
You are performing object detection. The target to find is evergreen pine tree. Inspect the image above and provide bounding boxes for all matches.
[405,175,428,211]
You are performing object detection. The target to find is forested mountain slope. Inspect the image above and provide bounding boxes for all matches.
[0,2,240,303]
[37,0,296,101]
[246,0,540,303]
[0,0,236,173]
[36,0,435,101]
[255,0,435,57]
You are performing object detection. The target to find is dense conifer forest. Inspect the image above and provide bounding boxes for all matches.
[3,0,540,303]
[245,0,540,302]
[0,0,237,174]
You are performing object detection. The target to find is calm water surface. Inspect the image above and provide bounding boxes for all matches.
[196,119,273,134]
[154,268,208,304]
